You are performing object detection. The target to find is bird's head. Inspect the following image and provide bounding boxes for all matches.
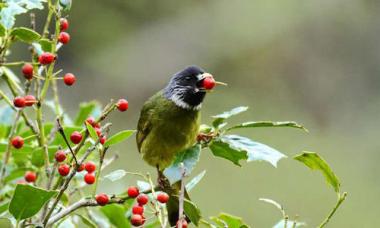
[164,66,216,110]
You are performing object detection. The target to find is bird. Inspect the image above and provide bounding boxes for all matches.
[136,65,219,225]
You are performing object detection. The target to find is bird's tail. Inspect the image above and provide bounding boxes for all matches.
[157,170,190,226]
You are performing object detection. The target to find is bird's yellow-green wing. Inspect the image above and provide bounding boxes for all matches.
[136,92,161,152]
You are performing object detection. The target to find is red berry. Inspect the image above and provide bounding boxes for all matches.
[24,95,37,106]
[63,73,76,86]
[58,164,70,176]
[127,186,139,198]
[38,52,56,65]
[132,205,144,215]
[156,192,169,204]
[13,96,26,108]
[117,99,129,112]
[96,193,109,206]
[202,76,215,90]
[136,194,149,206]
[55,150,66,162]
[60,18,69,31]
[176,219,188,228]
[22,63,33,80]
[70,131,82,144]
[77,163,85,172]
[100,136,106,145]
[58,32,70,44]
[11,136,24,149]
[24,171,37,183]
[95,127,101,137]
[85,161,96,173]
[84,172,96,184]
[130,214,144,226]
[86,117,95,126]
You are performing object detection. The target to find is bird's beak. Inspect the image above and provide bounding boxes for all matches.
[198,73,227,92]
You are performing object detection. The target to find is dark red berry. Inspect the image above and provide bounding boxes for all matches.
[58,164,70,176]
[100,136,106,145]
[22,63,33,80]
[136,194,149,206]
[24,171,37,183]
[95,127,101,137]
[132,205,144,215]
[13,96,26,108]
[84,172,96,184]
[130,214,144,226]
[55,150,66,162]
[58,32,70,44]
[11,136,24,149]
[24,95,37,106]
[60,18,69,31]
[77,163,85,172]
[176,219,188,228]
[70,131,82,144]
[202,76,215,90]
[38,52,56,65]
[85,161,96,173]
[156,192,169,204]
[127,186,139,198]
[63,73,76,86]
[86,117,95,126]
[117,99,129,112]
[96,193,109,206]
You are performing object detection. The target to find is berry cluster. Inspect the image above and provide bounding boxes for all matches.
[13,95,37,108]
[126,186,170,226]
[86,116,106,144]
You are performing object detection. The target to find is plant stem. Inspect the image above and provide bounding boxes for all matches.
[177,163,186,228]
[318,192,347,228]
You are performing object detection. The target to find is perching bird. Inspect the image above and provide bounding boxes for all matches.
[136,66,219,225]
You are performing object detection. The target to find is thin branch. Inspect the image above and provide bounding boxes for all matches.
[318,192,347,228]
[177,163,186,228]
[56,118,78,166]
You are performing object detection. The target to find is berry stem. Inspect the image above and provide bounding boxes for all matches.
[56,118,79,166]
[0,110,21,186]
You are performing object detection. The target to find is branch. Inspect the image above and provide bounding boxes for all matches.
[177,163,186,228]
[56,118,78,166]
[318,192,347,228]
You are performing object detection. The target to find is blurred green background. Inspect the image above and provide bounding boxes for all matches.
[9,0,380,227]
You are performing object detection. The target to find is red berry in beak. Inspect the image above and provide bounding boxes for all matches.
[202,76,216,90]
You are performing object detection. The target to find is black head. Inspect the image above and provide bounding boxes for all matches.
[164,66,210,110]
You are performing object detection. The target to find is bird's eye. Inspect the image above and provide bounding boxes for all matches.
[185,76,191,81]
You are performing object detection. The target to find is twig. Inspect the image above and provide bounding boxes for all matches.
[177,163,186,228]
[318,192,347,228]
[56,118,78,166]
[0,110,21,185]
[42,139,101,226]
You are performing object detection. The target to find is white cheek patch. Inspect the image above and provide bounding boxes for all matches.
[170,94,202,111]
[196,74,204,81]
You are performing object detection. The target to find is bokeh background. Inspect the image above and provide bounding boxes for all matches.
[9,0,380,227]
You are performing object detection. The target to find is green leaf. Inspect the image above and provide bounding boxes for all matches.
[2,66,23,94]
[9,184,57,220]
[163,144,201,184]
[227,121,307,132]
[74,101,101,126]
[294,151,340,193]
[31,146,59,167]
[75,214,97,228]
[171,196,202,226]
[104,169,126,182]
[104,130,135,147]
[38,38,53,52]
[186,170,206,192]
[212,106,248,128]
[210,213,250,228]
[0,23,6,36]
[11,27,41,43]
[4,167,28,183]
[210,135,287,167]
[100,204,130,228]
[0,201,9,214]
[86,122,98,141]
